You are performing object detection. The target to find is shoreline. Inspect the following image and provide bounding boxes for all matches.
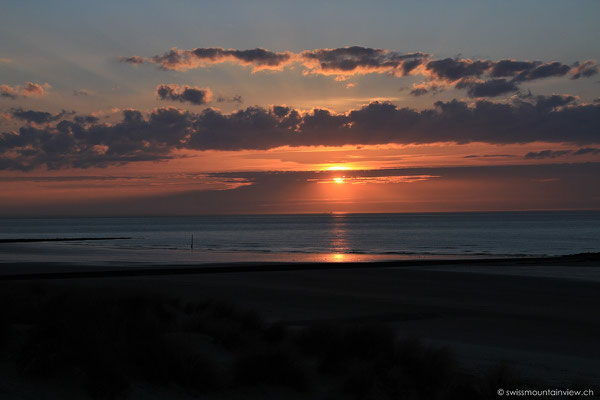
[1,252,599,281]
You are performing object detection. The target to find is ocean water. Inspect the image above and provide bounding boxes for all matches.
[0,211,599,265]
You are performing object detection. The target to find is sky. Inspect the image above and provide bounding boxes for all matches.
[1,0,599,215]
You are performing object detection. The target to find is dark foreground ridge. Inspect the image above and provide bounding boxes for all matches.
[1,252,599,281]
[0,285,569,400]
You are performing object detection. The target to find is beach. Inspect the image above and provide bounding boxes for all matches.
[2,254,599,398]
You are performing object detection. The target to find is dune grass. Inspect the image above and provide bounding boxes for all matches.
[0,284,552,399]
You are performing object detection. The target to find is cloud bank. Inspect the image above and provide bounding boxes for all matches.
[1,95,598,170]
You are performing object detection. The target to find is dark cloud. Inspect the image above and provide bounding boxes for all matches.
[156,84,212,105]
[408,83,442,97]
[150,47,292,71]
[119,56,146,65]
[73,115,100,124]
[1,97,599,170]
[531,94,577,111]
[424,59,576,96]
[464,154,516,158]
[573,147,600,155]
[525,150,572,159]
[489,60,539,77]
[512,62,571,82]
[216,95,243,104]
[9,108,72,124]
[409,87,428,96]
[524,146,600,159]
[300,47,428,77]
[457,78,519,98]
[571,61,599,79]
[425,58,492,81]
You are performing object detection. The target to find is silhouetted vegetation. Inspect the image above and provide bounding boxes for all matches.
[0,284,575,399]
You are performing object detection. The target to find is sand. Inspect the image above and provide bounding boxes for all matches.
[2,255,600,387]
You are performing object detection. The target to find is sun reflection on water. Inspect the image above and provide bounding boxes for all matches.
[328,213,349,261]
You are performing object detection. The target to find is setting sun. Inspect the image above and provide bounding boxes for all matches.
[333,177,345,184]
[324,165,352,171]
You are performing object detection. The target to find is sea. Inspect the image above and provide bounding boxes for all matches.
[0,211,599,266]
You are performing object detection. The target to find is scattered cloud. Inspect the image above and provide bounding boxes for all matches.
[150,47,293,71]
[8,108,73,124]
[73,89,91,96]
[216,94,243,104]
[571,60,599,79]
[122,46,598,98]
[464,154,516,159]
[0,82,49,99]
[119,55,146,65]
[299,47,428,78]
[525,150,572,159]
[573,147,600,155]
[0,85,18,99]
[156,84,212,105]
[525,147,600,159]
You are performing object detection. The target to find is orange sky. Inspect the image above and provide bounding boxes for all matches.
[1,140,599,215]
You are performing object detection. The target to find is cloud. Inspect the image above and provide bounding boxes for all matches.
[0,82,49,99]
[525,146,600,159]
[0,85,18,99]
[9,108,72,124]
[156,84,212,105]
[529,94,577,111]
[525,150,572,159]
[150,47,293,71]
[410,87,428,96]
[424,58,492,81]
[73,89,91,96]
[422,59,570,83]
[299,47,428,77]
[119,56,146,65]
[512,62,571,82]
[216,94,243,104]
[1,97,599,170]
[408,82,442,97]
[22,82,49,97]
[123,46,598,98]
[464,154,516,158]
[573,147,600,155]
[571,60,599,79]
[73,115,100,124]
[488,60,539,77]
[456,78,519,98]
[424,58,576,96]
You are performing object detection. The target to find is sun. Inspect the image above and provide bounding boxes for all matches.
[322,164,355,171]
[333,177,345,184]
[327,165,351,171]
